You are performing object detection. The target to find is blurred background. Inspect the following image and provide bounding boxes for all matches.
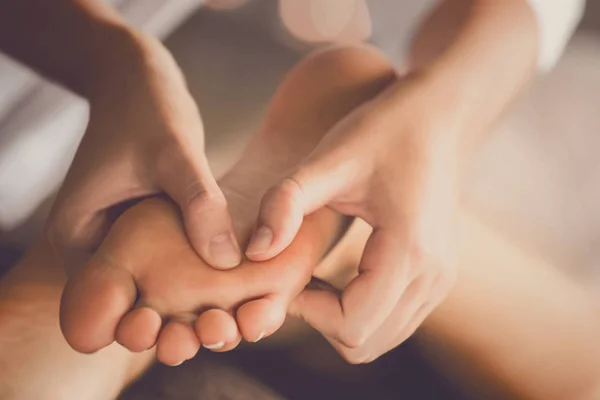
[1,0,599,398]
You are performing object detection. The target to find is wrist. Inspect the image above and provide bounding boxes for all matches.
[373,72,464,155]
[84,26,182,102]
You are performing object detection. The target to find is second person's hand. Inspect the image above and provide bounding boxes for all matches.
[247,71,460,359]
[47,32,241,274]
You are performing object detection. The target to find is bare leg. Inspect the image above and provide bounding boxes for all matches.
[422,212,600,400]
[0,240,153,400]
[294,47,600,399]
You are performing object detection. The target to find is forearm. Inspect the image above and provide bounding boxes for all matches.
[0,0,159,97]
[421,211,600,400]
[316,210,600,399]
[407,0,538,151]
[0,239,151,399]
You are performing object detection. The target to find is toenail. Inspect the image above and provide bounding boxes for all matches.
[203,341,225,350]
[253,331,265,343]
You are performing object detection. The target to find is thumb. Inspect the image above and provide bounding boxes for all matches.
[246,155,354,262]
[157,154,241,270]
[46,159,141,276]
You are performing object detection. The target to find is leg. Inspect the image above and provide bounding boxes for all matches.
[286,48,600,399]
[319,211,600,399]
[422,212,600,400]
[0,240,153,399]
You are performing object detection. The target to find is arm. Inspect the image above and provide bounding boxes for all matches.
[246,0,580,359]
[0,0,243,272]
[407,0,539,152]
[0,239,152,400]
[0,0,150,98]
[407,0,583,151]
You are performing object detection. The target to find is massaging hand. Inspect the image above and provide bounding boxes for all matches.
[46,38,241,274]
[248,72,460,361]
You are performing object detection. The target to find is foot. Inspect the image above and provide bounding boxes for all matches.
[59,167,341,366]
[59,45,391,366]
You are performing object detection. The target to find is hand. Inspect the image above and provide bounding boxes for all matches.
[247,73,460,360]
[46,36,241,273]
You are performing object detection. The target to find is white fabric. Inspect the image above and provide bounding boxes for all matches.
[367,0,586,72]
[527,0,586,71]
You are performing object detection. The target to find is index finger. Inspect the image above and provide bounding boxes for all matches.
[290,228,411,349]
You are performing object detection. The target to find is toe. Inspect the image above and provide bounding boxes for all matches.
[195,309,241,352]
[156,321,200,366]
[60,258,136,354]
[236,295,287,343]
[115,306,162,352]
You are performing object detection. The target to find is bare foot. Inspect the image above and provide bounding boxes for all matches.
[59,168,341,365]
[59,45,394,367]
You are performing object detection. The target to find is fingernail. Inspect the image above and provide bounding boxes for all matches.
[246,226,273,256]
[253,331,265,343]
[172,361,184,367]
[203,341,225,350]
[209,233,241,268]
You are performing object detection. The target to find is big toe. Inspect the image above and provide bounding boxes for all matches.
[60,259,136,353]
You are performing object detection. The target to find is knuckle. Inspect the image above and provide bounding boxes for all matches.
[266,177,304,205]
[363,354,380,364]
[339,349,372,365]
[185,184,226,213]
[259,176,308,222]
[336,326,369,349]
[399,326,418,345]
[407,239,430,267]
[45,214,81,251]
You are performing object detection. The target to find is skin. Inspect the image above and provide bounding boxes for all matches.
[247,0,540,358]
[0,1,542,356]
[0,0,542,365]
[63,44,600,398]
[0,0,242,272]
[2,44,600,400]
[60,197,340,364]
[59,45,396,366]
